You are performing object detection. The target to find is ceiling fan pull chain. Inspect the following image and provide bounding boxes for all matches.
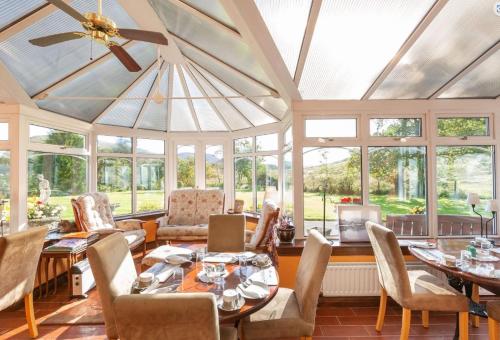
[90,38,93,61]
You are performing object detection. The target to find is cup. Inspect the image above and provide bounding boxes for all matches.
[239,255,247,279]
[138,272,154,288]
[443,254,456,267]
[196,248,206,269]
[222,289,239,309]
[172,267,184,290]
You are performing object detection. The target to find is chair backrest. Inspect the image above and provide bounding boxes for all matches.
[113,293,221,340]
[337,205,381,242]
[72,192,116,232]
[294,229,332,324]
[207,214,245,252]
[247,200,280,249]
[365,221,411,307]
[0,227,48,311]
[87,232,137,339]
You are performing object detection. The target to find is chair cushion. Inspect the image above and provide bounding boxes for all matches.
[247,200,278,249]
[488,301,500,321]
[123,229,146,249]
[238,288,314,339]
[73,193,116,231]
[157,225,208,240]
[194,190,224,225]
[220,326,237,340]
[168,189,197,225]
[405,270,468,312]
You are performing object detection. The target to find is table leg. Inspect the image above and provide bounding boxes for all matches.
[52,257,57,295]
[67,255,72,298]
[44,257,50,297]
[37,258,42,299]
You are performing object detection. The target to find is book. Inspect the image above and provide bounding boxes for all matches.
[44,238,88,252]
[61,231,98,240]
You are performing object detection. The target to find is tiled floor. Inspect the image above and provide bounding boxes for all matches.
[0,252,490,340]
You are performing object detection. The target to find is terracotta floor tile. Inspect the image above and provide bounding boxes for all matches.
[315,316,340,325]
[316,307,356,317]
[320,325,370,337]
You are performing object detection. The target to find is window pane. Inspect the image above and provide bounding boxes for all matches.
[256,133,278,152]
[437,117,489,137]
[284,126,292,149]
[369,147,427,236]
[136,158,164,212]
[137,139,165,155]
[234,157,254,211]
[0,151,10,232]
[206,145,224,189]
[256,155,278,211]
[234,137,253,154]
[0,123,8,141]
[177,145,195,189]
[97,135,132,153]
[436,146,494,236]
[283,151,293,217]
[29,125,85,148]
[370,118,422,137]
[97,157,132,215]
[303,147,361,237]
[305,119,357,138]
[28,151,88,220]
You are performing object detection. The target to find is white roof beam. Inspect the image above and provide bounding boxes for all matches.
[219,0,300,105]
[0,60,37,108]
[177,65,201,131]
[166,65,174,131]
[362,0,449,99]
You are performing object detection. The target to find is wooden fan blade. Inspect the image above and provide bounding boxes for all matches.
[47,0,87,22]
[117,28,168,45]
[108,44,142,72]
[29,32,85,47]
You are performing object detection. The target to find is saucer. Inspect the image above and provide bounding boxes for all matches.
[252,259,272,268]
[471,255,499,262]
[165,254,192,265]
[197,270,229,283]
[217,295,245,312]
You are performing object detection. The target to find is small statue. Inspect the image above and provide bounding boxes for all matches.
[38,174,51,204]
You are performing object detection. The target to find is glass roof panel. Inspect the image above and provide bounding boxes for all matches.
[98,68,158,127]
[181,66,203,97]
[439,48,500,99]
[299,0,435,99]
[172,65,185,97]
[372,1,500,99]
[170,99,197,131]
[254,0,311,76]
[0,0,45,30]
[0,0,136,96]
[251,97,288,119]
[192,99,227,131]
[139,67,169,131]
[192,63,238,96]
[148,0,274,88]
[211,99,251,130]
[181,0,236,30]
[229,99,275,126]
[36,42,156,122]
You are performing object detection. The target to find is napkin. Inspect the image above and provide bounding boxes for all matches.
[237,282,269,299]
[144,263,176,283]
[203,255,236,263]
[248,267,278,286]
[408,241,436,249]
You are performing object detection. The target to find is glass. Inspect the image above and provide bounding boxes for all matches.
[196,247,206,267]
[436,146,494,236]
[303,147,361,237]
[234,137,253,154]
[205,145,224,189]
[192,99,227,131]
[305,119,357,138]
[234,157,254,212]
[138,67,169,131]
[172,266,184,290]
[299,0,434,99]
[238,255,247,280]
[256,133,278,152]
[176,145,195,189]
[97,157,132,215]
[256,156,278,211]
[228,98,276,126]
[369,118,422,137]
[368,147,427,236]
[0,1,45,31]
[437,117,489,137]
[283,151,293,217]
[29,125,85,148]
[170,99,197,131]
[137,139,165,155]
[0,123,8,141]
[182,0,236,30]
[136,158,164,212]
[0,151,10,231]
[28,151,88,220]
[97,135,132,154]
[284,126,292,150]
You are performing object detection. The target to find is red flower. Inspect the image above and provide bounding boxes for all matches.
[340,197,352,203]
[36,200,43,205]
[352,197,362,204]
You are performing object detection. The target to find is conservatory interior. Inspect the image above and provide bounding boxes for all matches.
[0,0,500,339]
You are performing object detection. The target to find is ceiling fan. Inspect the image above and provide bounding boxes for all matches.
[29,0,168,72]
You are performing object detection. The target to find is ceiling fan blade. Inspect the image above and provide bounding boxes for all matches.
[46,0,88,22]
[29,32,85,47]
[108,44,142,72]
[117,28,168,45]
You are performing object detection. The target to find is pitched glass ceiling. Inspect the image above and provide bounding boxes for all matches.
[0,0,45,30]
[181,0,237,31]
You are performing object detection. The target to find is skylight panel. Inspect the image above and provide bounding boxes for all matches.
[372,1,500,99]
[299,0,435,99]
[254,0,311,76]
[139,67,169,131]
[181,66,203,97]
[192,99,227,131]
[170,99,197,131]
[229,99,276,126]
[0,0,45,31]
[172,65,185,97]
[181,0,237,30]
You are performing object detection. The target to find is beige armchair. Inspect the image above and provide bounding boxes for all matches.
[113,293,237,340]
[87,232,138,339]
[0,226,48,338]
[365,222,469,340]
[208,214,245,252]
[245,200,279,250]
[72,192,146,255]
[238,229,331,339]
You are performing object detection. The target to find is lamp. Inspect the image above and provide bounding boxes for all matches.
[485,199,498,240]
[467,193,484,237]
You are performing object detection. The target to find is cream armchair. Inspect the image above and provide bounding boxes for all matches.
[71,192,146,255]
[245,200,280,250]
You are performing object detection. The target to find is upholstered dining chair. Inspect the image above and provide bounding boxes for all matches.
[113,293,237,340]
[208,214,245,252]
[245,200,280,251]
[487,301,500,339]
[365,222,469,340]
[87,232,137,340]
[0,226,48,338]
[238,229,331,340]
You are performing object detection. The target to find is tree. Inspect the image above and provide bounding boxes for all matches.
[177,157,195,188]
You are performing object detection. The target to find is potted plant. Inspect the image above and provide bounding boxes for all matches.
[277,215,295,243]
[27,198,64,230]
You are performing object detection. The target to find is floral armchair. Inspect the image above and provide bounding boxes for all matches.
[245,200,280,250]
[71,192,146,255]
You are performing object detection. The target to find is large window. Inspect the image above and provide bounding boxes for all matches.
[437,117,489,137]
[234,157,253,211]
[370,118,422,137]
[303,147,361,236]
[0,151,9,230]
[136,159,164,212]
[256,133,278,152]
[369,147,427,235]
[205,145,224,189]
[283,151,293,217]
[97,135,132,153]
[305,119,357,138]
[256,155,278,210]
[177,145,195,189]
[234,137,253,154]
[97,157,132,215]
[30,125,85,148]
[137,138,164,155]
[0,123,8,141]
